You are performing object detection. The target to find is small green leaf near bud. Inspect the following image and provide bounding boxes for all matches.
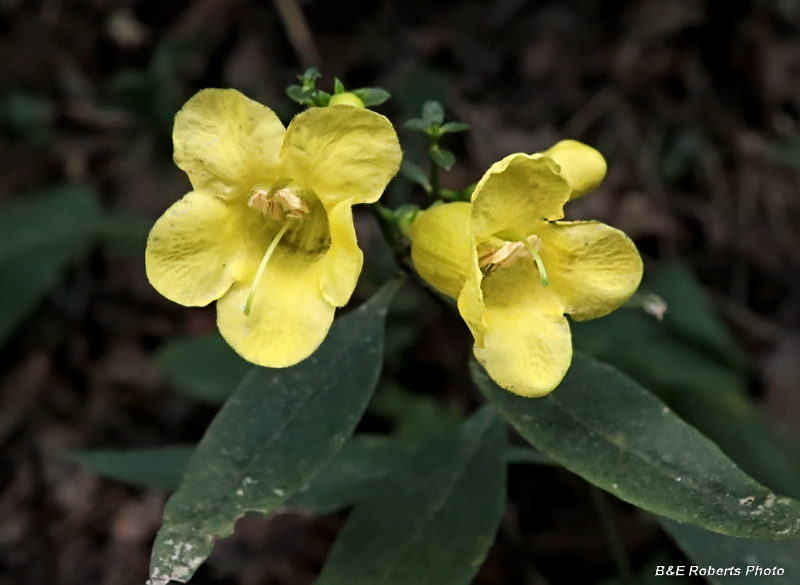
[422,100,445,125]
[400,160,431,191]
[328,92,365,108]
[461,183,477,200]
[301,67,321,83]
[353,88,391,107]
[403,118,429,132]
[334,78,346,95]
[441,121,469,133]
[286,85,314,105]
[315,90,332,107]
[430,148,455,171]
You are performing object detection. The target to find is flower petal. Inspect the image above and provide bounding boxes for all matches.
[409,202,473,300]
[475,261,572,397]
[539,220,643,321]
[145,191,247,307]
[319,200,362,307]
[217,251,334,368]
[542,140,607,199]
[471,153,570,243]
[280,105,402,207]
[457,257,487,347]
[173,89,285,198]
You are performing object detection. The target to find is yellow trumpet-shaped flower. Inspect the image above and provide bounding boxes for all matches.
[146,89,401,367]
[409,141,642,397]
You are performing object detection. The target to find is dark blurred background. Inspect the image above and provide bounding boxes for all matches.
[2,0,800,583]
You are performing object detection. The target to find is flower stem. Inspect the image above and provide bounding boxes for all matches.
[244,221,292,316]
[429,135,441,199]
[519,238,549,287]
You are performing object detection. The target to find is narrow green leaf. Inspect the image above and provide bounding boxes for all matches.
[0,187,101,344]
[660,518,799,584]
[403,118,429,132]
[69,447,193,491]
[430,148,455,170]
[149,281,401,584]
[353,88,391,107]
[369,382,460,440]
[316,407,506,585]
[156,335,250,403]
[333,78,346,95]
[440,121,469,133]
[421,100,445,125]
[287,435,415,515]
[472,354,800,539]
[400,160,431,190]
[315,90,332,107]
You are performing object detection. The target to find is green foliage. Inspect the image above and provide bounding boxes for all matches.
[69,447,193,491]
[0,91,55,143]
[473,353,800,539]
[370,382,460,440]
[316,407,506,585]
[353,87,391,107]
[660,518,798,584]
[430,147,456,170]
[572,263,800,500]
[155,334,249,403]
[421,100,445,125]
[399,159,431,191]
[0,186,147,347]
[149,281,400,583]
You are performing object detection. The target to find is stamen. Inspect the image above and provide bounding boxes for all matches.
[243,222,292,316]
[519,237,549,288]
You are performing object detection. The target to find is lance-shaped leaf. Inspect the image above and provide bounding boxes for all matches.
[69,447,193,491]
[149,281,401,584]
[660,518,800,584]
[316,407,506,585]
[472,354,800,539]
[156,334,250,403]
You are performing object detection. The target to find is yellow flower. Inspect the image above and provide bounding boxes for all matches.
[409,141,642,397]
[146,89,401,367]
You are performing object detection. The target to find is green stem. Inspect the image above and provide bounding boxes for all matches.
[429,137,441,200]
[589,487,635,585]
[244,221,292,316]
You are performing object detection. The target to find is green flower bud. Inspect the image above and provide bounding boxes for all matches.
[328,92,365,108]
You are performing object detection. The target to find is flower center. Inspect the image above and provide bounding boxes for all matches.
[478,234,549,287]
[248,186,310,220]
[242,182,330,317]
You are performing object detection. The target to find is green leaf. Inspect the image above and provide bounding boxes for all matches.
[403,118,429,132]
[370,382,460,440]
[430,148,455,170]
[440,121,469,133]
[353,88,391,107]
[155,335,251,403]
[149,281,401,583]
[69,447,193,491]
[400,160,431,190]
[0,187,101,344]
[315,90,332,107]
[316,407,507,585]
[660,518,799,584]
[333,78,346,95]
[286,85,313,104]
[472,354,800,539]
[572,262,800,500]
[300,67,321,83]
[421,100,445,125]
[287,435,416,514]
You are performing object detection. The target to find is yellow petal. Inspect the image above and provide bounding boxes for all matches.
[319,200,362,307]
[280,106,402,207]
[145,191,246,307]
[539,220,643,321]
[216,250,334,368]
[173,89,285,198]
[471,153,570,242]
[456,255,487,347]
[542,140,607,199]
[409,202,472,300]
[475,261,572,397]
